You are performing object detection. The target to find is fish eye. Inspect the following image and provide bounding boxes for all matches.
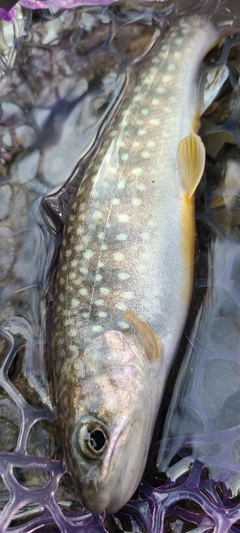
[78,422,109,459]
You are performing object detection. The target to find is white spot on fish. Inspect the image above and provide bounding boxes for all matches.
[150,118,161,126]
[83,250,93,260]
[168,63,176,72]
[100,287,110,295]
[95,274,102,281]
[92,210,102,220]
[109,166,117,174]
[80,267,88,274]
[69,272,76,280]
[101,244,108,251]
[121,153,129,162]
[156,87,166,94]
[138,129,146,136]
[136,183,146,191]
[92,325,103,333]
[150,66,158,74]
[132,198,142,206]
[133,141,140,148]
[147,141,155,148]
[162,75,172,83]
[113,252,124,261]
[141,108,149,116]
[98,232,105,240]
[95,299,104,305]
[71,259,78,268]
[69,329,77,338]
[175,37,183,44]
[118,272,130,280]
[112,198,120,205]
[75,244,83,252]
[116,233,127,241]
[117,180,126,190]
[82,312,90,319]
[118,321,129,329]
[79,287,88,296]
[141,151,151,159]
[133,94,142,102]
[132,167,143,176]
[174,51,182,59]
[98,261,104,268]
[98,311,107,318]
[71,298,79,308]
[118,213,129,223]
[116,302,127,311]
[122,291,134,299]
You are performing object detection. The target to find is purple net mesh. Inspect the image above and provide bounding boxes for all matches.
[1,1,240,532]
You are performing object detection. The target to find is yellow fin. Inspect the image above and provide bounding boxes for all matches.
[177,132,206,198]
[123,310,160,362]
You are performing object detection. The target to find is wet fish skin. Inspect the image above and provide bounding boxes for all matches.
[52,17,221,514]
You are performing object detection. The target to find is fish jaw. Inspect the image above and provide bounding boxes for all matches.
[56,330,162,514]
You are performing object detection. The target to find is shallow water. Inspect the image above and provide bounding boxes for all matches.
[1,1,240,532]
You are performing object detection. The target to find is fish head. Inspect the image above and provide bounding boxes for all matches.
[59,329,161,514]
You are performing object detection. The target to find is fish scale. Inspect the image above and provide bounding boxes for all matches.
[52,16,223,514]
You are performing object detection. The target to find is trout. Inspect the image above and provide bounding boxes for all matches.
[52,16,228,514]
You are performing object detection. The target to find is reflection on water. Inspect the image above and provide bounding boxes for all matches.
[1,1,240,532]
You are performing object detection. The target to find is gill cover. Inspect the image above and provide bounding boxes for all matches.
[65,329,162,514]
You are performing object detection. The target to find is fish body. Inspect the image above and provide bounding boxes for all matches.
[52,17,223,514]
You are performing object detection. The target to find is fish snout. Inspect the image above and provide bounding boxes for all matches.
[70,413,155,514]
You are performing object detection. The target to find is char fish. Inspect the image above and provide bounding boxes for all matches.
[52,16,229,514]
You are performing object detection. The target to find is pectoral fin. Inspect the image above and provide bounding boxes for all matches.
[177,132,205,198]
[123,311,161,362]
[198,65,229,116]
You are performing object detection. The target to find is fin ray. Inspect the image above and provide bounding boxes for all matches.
[198,65,229,116]
[177,132,205,198]
[123,311,161,362]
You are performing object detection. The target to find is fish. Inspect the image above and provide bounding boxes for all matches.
[51,15,231,514]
